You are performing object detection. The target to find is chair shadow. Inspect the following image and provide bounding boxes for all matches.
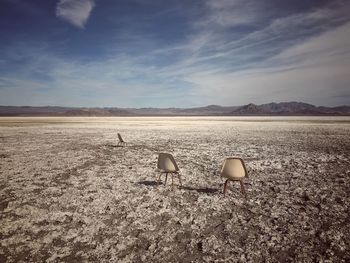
[105,144,124,148]
[182,186,219,194]
[137,180,162,187]
[137,181,219,194]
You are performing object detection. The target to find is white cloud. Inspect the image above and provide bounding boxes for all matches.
[56,0,95,28]
[193,0,264,30]
[2,1,350,107]
[184,22,350,106]
[271,22,350,64]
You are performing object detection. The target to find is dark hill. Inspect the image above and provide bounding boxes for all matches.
[0,102,349,116]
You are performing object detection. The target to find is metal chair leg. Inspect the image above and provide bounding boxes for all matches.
[239,180,247,199]
[178,173,182,188]
[223,179,229,196]
[171,173,174,189]
[164,173,168,186]
[158,173,162,182]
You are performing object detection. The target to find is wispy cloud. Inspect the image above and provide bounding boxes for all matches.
[56,0,95,28]
[1,1,349,107]
[174,0,350,73]
[183,21,350,106]
[200,0,266,28]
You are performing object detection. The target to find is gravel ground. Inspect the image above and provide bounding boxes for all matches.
[0,117,349,262]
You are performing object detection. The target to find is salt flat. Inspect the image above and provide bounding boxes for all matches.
[0,117,349,262]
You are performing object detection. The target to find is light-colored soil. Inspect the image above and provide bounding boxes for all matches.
[0,117,349,262]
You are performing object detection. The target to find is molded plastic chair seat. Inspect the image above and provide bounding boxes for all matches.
[117,133,127,146]
[220,157,248,198]
[157,153,182,188]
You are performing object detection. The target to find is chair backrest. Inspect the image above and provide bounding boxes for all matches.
[221,158,247,180]
[117,133,124,142]
[157,153,179,172]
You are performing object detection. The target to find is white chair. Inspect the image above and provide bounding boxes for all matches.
[157,153,182,188]
[220,157,248,198]
[117,133,127,146]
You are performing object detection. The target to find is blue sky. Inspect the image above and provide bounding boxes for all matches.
[0,0,349,107]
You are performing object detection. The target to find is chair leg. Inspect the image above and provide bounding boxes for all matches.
[171,173,174,189]
[158,173,162,182]
[177,173,182,188]
[223,179,229,196]
[239,180,247,199]
[164,173,168,186]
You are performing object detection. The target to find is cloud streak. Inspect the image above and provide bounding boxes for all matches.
[184,21,350,106]
[0,0,349,107]
[56,0,95,28]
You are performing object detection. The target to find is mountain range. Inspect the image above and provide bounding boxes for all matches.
[0,102,349,116]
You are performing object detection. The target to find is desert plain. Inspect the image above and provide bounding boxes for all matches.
[0,116,349,262]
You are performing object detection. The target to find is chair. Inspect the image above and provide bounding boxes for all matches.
[157,153,182,188]
[220,157,248,198]
[117,133,127,146]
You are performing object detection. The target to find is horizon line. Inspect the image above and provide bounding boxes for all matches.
[0,101,349,109]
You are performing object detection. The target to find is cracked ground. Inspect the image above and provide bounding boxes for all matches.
[0,117,349,262]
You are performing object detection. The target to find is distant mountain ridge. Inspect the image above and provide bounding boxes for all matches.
[0,102,349,116]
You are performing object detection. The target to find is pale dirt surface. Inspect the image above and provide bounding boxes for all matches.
[0,117,349,262]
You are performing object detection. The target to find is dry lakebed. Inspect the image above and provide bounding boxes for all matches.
[0,117,349,262]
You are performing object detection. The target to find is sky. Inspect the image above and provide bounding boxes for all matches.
[0,0,349,107]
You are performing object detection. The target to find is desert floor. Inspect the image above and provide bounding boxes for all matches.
[0,117,349,262]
